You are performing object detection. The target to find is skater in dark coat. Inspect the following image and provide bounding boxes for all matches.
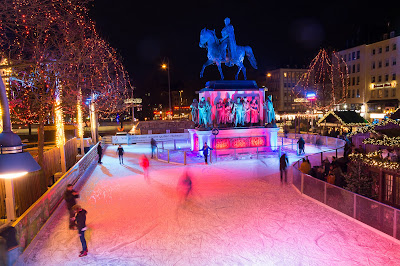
[117,145,124,164]
[297,137,305,155]
[279,153,289,183]
[64,184,79,229]
[97,142,103,164]
[72,205,88,257]
[150,138,157,158]
[200,142,213,164]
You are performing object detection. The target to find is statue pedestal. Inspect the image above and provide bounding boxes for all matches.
[199,80,265,124]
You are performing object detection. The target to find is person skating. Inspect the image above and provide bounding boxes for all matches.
[200,142,213,164]
[72,204,88,257]
[150,138,157,159]
[139,155,150,182]
[63,184,79,229]
[97,142,103,164]
[117,145,124,164]
[279,153,289,183]
[297,137,305,155]
[181,172,192,200]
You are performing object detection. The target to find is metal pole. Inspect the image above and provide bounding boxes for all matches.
[353,194,357,218]
[324,182,327,204]
[0,74,11,132]
[174,139,176,150]
[168,150,170,163]
[167,59,171,118]
[301,173,304,194]
[256,147,259,159]
[184,151,187,165]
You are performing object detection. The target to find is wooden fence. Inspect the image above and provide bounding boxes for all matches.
[0,138,78,219]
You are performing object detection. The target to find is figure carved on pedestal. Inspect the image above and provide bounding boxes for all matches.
[225,98,234,124]
[190,99,199,124]
[216,99,225,125]
[198,97,211,127]
[244,98,251,123]
[233,97,245,127]
[199,18,257,80]
[264,95,276,124]
[250,98,259,123]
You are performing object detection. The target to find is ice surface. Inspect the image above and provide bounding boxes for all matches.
[16,143,400,265]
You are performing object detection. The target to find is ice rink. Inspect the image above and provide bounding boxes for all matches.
[16,143,400,265]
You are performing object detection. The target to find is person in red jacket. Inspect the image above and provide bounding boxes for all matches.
[72,205,88,257]
[139,155,150,182]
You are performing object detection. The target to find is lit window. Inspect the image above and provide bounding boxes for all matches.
[284,72,287,78]
[384,174,393,202]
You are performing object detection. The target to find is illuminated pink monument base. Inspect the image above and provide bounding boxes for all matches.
[190,80,278,152]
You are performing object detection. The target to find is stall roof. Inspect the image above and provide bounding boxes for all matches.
[317,111,369,126]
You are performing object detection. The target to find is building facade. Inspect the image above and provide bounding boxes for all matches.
[337,33,400,120]
[265,68,308,114]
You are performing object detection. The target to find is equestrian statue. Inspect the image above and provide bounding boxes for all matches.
[199,18,258,80]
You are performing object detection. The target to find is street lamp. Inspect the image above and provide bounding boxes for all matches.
[161,59,171,119]
[0,75,41,221]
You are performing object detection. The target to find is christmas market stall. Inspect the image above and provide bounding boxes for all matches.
[347,119,400,208]
[317,110,369,135]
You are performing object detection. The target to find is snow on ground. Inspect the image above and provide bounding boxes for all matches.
[17,143,400,265]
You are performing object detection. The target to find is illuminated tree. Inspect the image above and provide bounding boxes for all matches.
[292,49,348,112]
[0,0,131,166]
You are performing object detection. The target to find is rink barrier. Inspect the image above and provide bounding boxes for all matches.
[9,142,103,263]
[156,133,326,165]
[292,139,400,241]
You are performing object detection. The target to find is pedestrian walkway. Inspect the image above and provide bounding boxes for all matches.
[16,144,400,265]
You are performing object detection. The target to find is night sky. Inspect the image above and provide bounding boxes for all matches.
[90,0,400,102]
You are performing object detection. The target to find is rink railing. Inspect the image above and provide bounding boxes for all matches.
[10,142,102,263]
[292,140,400,241]
[155,133,336,165]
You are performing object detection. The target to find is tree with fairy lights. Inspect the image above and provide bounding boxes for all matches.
[292,49,348,112]
[344,160,374,198]
[0,0,131,167]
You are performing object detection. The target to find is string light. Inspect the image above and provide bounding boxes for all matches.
[292,49,348,112]
[349,151,400,171]
[54,84,65,148]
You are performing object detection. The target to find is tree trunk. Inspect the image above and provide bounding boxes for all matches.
[37,112,45,167]
[28,123,32,136]
[37,111,47,194]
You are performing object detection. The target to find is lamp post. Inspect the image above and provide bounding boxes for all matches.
[0,74,41,221]
[162,59,171,119]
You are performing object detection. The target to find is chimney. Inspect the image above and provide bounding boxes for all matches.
[383,33,388,40]
[390,31,395,38]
